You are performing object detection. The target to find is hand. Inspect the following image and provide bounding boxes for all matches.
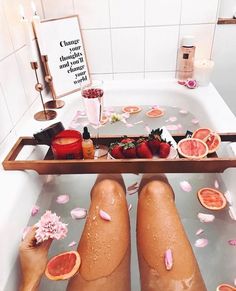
[19,226,53,291]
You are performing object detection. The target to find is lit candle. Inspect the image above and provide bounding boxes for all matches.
[31,1,47,56]
[20,4,37,62]
[194,59,215,86]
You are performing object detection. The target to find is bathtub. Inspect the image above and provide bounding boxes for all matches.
[1,79,236,291]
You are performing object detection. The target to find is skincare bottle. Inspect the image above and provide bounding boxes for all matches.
[176,36,196,84]
[82,127,95,159]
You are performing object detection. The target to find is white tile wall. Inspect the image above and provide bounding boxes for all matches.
[111,27,144,72]
[2,0,234,151]
[219,0,236,18]
[110,0,144,28]
[145,26,179,71]
[145,0,181,26]
[74,0,110,29]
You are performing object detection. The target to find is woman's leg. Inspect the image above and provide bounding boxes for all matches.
[137,174,207,291]
[67,174,131,291]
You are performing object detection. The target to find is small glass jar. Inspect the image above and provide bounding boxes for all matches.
[51,130,83,159]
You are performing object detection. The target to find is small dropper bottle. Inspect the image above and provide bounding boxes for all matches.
[82,127,95,159]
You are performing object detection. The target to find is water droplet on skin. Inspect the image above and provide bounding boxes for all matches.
[93,216,96,221]
[111,198,115,205]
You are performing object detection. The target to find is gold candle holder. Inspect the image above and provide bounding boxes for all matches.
[31,61,57,121]
[41,55,65,109]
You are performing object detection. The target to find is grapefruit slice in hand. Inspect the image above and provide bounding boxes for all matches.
[45,251,81,280]
[122,105,142,114]
[146,108,165,118]
[177,138,208,159]
[197,187,227,210]
[192,128,221,153]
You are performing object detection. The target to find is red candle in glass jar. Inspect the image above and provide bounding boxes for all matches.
[51,130,83,159]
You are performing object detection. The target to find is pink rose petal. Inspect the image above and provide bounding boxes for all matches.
[169,116,177,122]
[229,206,236,221]
[195,228,204,236]
[228,239,236,246]
[126,123,134,128]
[180,181,192,192]
[164,249,173,271]
[177,123,182,129]
[214,179,219,189]
[179,109,188,115]
[70,208,87,220]
[166,124,179,131]
[99,209,111,221]
[68,241,77,247]
[31,205,40,216]
[134,120,144,125]
[198,212,215,223]
[191,118,199,125]
[128,204,132,211]
[56,194,70,204]
[194,238,208,248]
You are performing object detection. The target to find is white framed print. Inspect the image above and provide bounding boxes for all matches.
[39,15,90,98]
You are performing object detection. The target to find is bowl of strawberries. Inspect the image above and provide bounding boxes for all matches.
[108,128,178,160]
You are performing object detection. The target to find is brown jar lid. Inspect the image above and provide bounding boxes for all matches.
[33,122,65,145]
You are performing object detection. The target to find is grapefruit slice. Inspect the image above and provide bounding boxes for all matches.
[192,128,221,153]
[197,188,227,210]
[122,105,142,114]
[45,251,81,280]
[146,108,165,118]
[192,128,211,140]
[177,138,208,159]
[216,284,236,291]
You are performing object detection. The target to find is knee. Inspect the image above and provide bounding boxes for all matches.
[140,180,174,200]
[92,178,125,198]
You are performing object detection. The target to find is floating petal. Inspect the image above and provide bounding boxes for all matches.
[194,238,208,248]
[71,208,87,220]
[180,181,192,192]
[228,239,236,246]
[179,109,188,115]
[134,120,144,125]
[191,118,199,125]
[195,228,204,236]
[68,241,77,247]
[126,123,134,128]
[214,179,220,189]
[169,116,177,122]
[56,194,70,204]
[164,249,173,270]
[31,205,40,216]
[177,124,182,129]
[198,212,215,223]
[99,209,111,221]
[166,124,179,131]
[128,204,132,211]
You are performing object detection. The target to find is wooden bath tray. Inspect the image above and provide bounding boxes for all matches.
[2,133,236,174]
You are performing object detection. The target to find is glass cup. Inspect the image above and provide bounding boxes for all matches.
[81,80,108,158]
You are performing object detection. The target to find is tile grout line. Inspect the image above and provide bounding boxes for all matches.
[175,0,183,78]
[108,0,114,80]
[210,0,221,59]
[143,0,146,79]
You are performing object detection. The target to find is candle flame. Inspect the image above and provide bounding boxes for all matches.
[19,4,25,19]
[31,1,37,15]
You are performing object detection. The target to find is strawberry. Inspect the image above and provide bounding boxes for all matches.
[136,139,153,159]
[159,142,171,158]
[120,136,135,144]
[147,128,162,154]
[110,142,125,159]
[122,142,137,158]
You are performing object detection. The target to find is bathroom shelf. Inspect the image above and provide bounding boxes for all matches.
[2,133,236,175]
[217,18,236,24]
